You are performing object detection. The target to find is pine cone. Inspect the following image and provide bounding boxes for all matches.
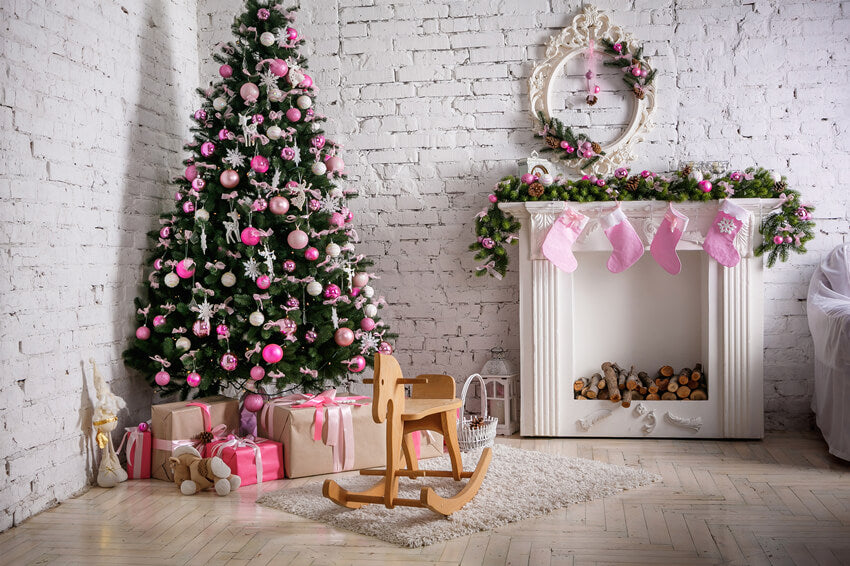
[528,182,545,198]
[625,176,640,192]
[545,135,560,149]
[774,180,787,193]
[469,416,486,430]
[590,142,602,154]
[681,164,692,178]
[586,94,598,106]
[197,431,214,445]
[633,85,646,100]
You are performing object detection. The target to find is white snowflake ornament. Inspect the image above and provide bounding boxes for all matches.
[717,218,736,235]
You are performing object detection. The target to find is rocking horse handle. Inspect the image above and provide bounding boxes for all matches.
[362,378,429,385]
[460,373,489,423]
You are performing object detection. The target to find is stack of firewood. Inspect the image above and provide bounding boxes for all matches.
[573,362,708,407]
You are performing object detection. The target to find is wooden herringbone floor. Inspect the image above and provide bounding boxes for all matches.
[1,433,849,565]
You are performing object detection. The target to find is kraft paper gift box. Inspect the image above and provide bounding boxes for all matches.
[258,391,444,479]
[150,395,240,481]
[117,426,152,479]
[204,437,284,486]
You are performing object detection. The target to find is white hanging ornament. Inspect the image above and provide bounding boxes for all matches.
[689,169,704,182]
[194,209,209,222]
[221,272,236,287]
[306,281,323,296]
[364,304,378,318]
[330,187,344,199]
[325,243,341,258]
[771,171,782,183]
[352,272,369,288]
[260,32,275,47]
[164,272,180,288]
[212,97,227,111]
[361,285,374,298]
[539,173,554,186]
[311,161,327,176]
[175,337,191,351]
[268,88,284,102]
[296,95,312,109]
[266,125,282,140]
[249,311,265,326]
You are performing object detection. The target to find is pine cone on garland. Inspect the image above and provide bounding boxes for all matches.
[681,164,692,178]
[625,176,640,192]
[590,142,602,155]
[586,95,598,106]
[633,85,646,100]
[774,180,787,193]
[528,182,545,198]
[545,135,561,149]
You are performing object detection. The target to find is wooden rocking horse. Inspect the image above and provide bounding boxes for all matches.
[323,353,492,515]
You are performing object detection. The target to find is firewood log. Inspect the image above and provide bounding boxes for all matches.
[632,392,644,401]
[677,368,692,385]
[598,389,610,400]
[574,376,588,392]
[689,389,708,400]
[618,371,627,391]
[577,394,588,400]
[666,380,679,394]
[638,371,651,389]
[676,385,691,399]
[601,362,621,402]
[691,363,703,382]
[645,393,660,400]
[621,389,632,408]
[661,392,677,400]
[648,381,659,394]
[586,374,601,399]
[688,379,699,390]
[655,378,670,392]
[659,365,674,378]
[626,366,639,390]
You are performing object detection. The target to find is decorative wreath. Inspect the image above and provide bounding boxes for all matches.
[470,167,815,278]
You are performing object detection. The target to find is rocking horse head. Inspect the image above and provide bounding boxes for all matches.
[371,353,403,423]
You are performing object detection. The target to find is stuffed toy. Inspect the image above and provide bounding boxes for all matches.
[169,445,241,496]
[91,358,128,488]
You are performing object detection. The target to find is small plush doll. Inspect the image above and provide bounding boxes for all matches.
[91,358,129,488]
[169,445,241,496]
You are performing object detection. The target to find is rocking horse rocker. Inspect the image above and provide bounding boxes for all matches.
[323,353,492,515]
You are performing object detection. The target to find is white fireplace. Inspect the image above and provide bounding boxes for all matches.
[500,199,779,438]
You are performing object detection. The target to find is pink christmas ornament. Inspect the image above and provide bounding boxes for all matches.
[216,324,230,338]
[250,155,269,173]
[240,82,260,102]
[613,43,623,53]
[184,164,197,181]
[773,235,784,245]
[250,366,265,381]
[251,198,268,212]
[200,141,215,157]
[269,196,290,215]
[698,180,713,193]
[286,108,302,122]
[287,229,309,249]
[281,147,296,160]
[174,192,183,201]
[334,327,355,347]
[730,171,743,181]
[305,330,317,343]
[488,194,498,203]
[257,8,270,19]
[138,422,149,432]
[311,135,325,149]
[241,227,261,246]
[192,320,210,337]
[300,74,313,88]
[136,326,151,340]
[243,393,265,412]
[262,343,283,363]
[360,318,376,332]
[194,109,206,121]
[286,27,298,40]
[631,66,642,76]
[153,259,163,270]
[378,341,393,355]
[218,129,230,141]
[481,237,495,249]
[282,318,297,335]
[304,247,319,261]
[784,235,793,244]
[352,272,369,288]
[191,177,206,191]
[175,259,195,278]
[594,85,601,94]
[252,114,264,124]
[220,352,238,371]
[269,59,288,77]
[326,156,344,173]
[152,315,166,327]
[220,169,240,188]
[256,275,271,289]
[155,371,170,386]
[521,173,537,185]
[186,372,201,387]
[323,284,341,299]
[348,355,366,373]
[219,64,233,78]
[182,201,195,214]
[159,226,171,239]
[349,287,360,298]
[282,259,296,272]
[308,198,321,212]
[614,167,629,179]
[330,212,345,227]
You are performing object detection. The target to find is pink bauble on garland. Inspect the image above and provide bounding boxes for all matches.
[304,247,319,261]
[360,318,376,332]
[269,59,288,77]
[240,82,260,102]
[220,352,238,371]
[311,135,325,149]
[220,169,240,188]
[286,27,298,40]
[305,330,317,343]
[287,229,308,249]
[153,315,166,327]
[191,177,206,191]
[218,128,230,140]
[286,108,302,122]
[155,371,170,386]
[521,173,537,185]
[250,155,269,173]
[262,343,283,363]
[175,259,195,278]
[159,226,171,239]
[241,227,261,246]
[186,372,201,387]
[200,141,215,157]
[243,393,265,413]
[250,366,265,381]
[136,326,151,340]
[352,272,369,288]
[256,275,271,290]
[773,235,784,245]
[184,164,197,181]
[330,212,345,227]
[323,284,341,300]
[269,196,290,215]
[182,201,195,214]
[194,109,206,121]
[192,320,210,337]
[138,422,149,432]
[300,74,313,89]
[219,64,233,78]
[334,327,355,347]
[698,180,713,193]
[326,156,344,173]
[348,355,366,373]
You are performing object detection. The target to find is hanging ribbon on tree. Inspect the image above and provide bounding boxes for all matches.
[585,38,600,106]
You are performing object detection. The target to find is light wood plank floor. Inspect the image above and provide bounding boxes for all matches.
[1,433,849,565]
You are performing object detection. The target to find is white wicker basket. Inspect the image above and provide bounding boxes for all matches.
[457,373,498,452]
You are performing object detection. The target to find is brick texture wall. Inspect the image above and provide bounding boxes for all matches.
[0,0,200,530]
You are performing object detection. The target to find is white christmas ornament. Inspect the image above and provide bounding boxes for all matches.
[364,304,378,318]
[268,88,284,102]
[330,187,344,199]
[311,161,327,176]
[296,95,312,109]
[539,173,554,186]
[361,285,374,298]
[771,171,782,183]
[266,125,282,140]
[212,97,227,111]
[175,337,191,351]
[194,209,209,222]
[689,169,704,182]
[221,272,236,287]
[260,32,275,46]
[306,281,323,296]
[249,311,265,326]
[325,243,341,257]
[164,272,179,288]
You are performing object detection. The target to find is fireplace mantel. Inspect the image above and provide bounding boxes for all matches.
[500,200,779,438]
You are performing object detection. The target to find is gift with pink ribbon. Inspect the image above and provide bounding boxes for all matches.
[204,436,284,486]
[149,396,240,482]
[116,423,152,479]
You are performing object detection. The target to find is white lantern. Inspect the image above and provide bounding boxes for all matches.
[480,347,520,436]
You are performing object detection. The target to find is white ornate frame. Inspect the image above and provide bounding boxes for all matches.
[528,5,656,178]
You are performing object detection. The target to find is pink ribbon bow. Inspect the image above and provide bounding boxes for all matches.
[253,293,270,308]
[209,437,266,484]
[476,261,503,280]
[245,342,262,361]
[290,389,370,472]
[150,355,171,368]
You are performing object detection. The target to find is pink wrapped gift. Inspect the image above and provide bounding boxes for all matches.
[204,437,283,486]
[117,426,152,479]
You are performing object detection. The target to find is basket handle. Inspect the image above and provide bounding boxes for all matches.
[459,373,488,423]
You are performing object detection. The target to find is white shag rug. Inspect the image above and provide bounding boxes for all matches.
[257,443,660,547]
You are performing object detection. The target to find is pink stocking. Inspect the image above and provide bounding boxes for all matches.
[541,208,589,273]
[601,206,644,273]
[703,199,748,267]
[650,203,689,275]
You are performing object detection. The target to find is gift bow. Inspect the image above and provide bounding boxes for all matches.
[209,437,266,484]
[152,403,226,455]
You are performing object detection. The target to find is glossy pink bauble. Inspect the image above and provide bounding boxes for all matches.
[323,284,341,299]
[186,372,201,387]
[250,155,269,173]
[269,59,288,77]
[218,129,230,141]
[784,235,793,244]
[194,109,206,121]
[305,330,317,343]
[631,66,642,76]
[182,201,195,214]
[256,275,271,289]
[311,135,325,149]
[698,180,713,193]
[286,27,298,40]
[286,108,302,122]
[250,365,265,381]
[159,226,171,239]
[243,393,265,412]
[349,287,360,298]
[219,64,233,78]
[216,324,229,338]
[352,272,369,288]
[262,343,283,363]
[220,169,240,188]
[269,196,290,215]
[220,352,237,371]
[175,259,195,278]
[300,74,313,89]
[200,141,215,157]
[174,191,182,201]
[138,422,149,432]
[360,318,376,332]
[286,296,299,308]
[135,326,151,340]
[282,259,296,272]
[488,193,498,203]
[773,235,784,245]
[241,227,261,246]
[191,177,206,191]
[240,82,260,102]
[282,318,297,334]
[252,114,264,124]
[520,173,537,185]
[155,371,170,386]
[287,229,309,249]
[334,327,355,347]
[153,258,163,270]
[330,212,345,227]
[192,320,210,337]
[326,156,344,173]
[348,355,366,373]
[308,198,321,212]
[153,315,166,327]
[251,198,268,212]
[378,341,393,355]
[304,247,319,261]
[184,164,197,181]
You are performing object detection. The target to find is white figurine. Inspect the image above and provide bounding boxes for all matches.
[91,358,129,488]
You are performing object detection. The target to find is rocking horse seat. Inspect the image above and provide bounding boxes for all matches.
[402,398,462,421]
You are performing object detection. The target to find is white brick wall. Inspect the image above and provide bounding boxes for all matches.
[0,0,200,530]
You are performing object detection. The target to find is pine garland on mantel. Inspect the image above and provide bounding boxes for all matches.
[470,167,815,278]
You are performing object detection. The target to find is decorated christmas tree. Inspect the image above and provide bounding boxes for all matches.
[124,1,392,401]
